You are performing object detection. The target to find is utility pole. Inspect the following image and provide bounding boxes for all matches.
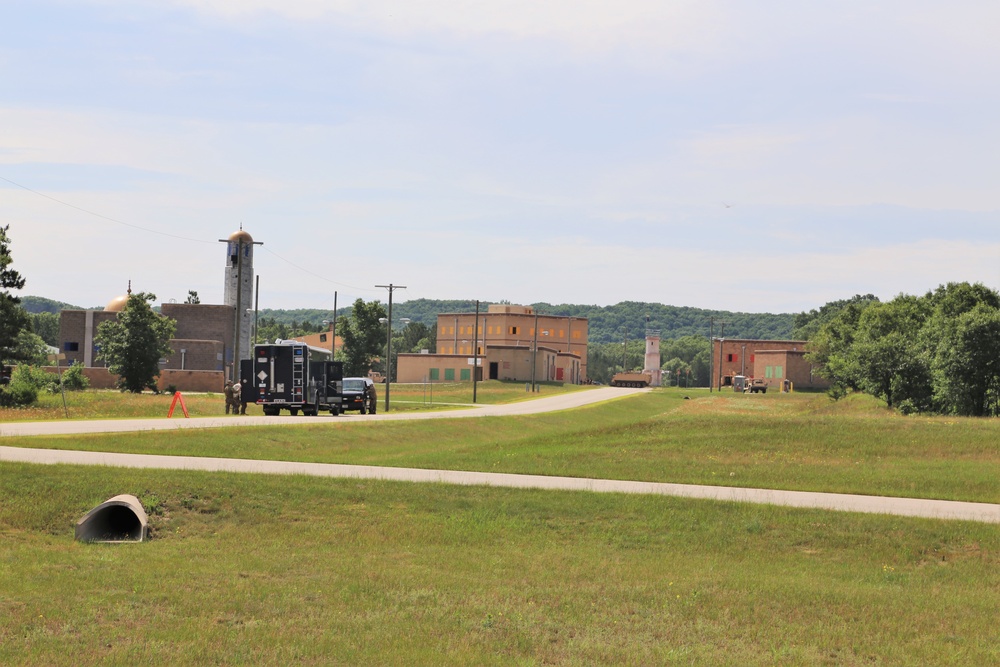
[473,300,480,403]
[331,291,338,355]
[531,308,539,392]
[716,321,727,391]
[709,318,714,393]
[376,283,406,412]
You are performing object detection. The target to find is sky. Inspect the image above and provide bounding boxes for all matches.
[3,0,999,314]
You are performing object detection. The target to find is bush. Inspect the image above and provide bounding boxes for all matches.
[60,362,90,391]
[0,366,40,406]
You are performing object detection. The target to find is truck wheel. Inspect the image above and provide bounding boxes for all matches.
[290,408,299,416]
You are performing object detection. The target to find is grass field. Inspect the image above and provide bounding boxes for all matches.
[5,388,1000,504]
[2,464,998,665]
[0,380,586,422]
[2,387,999,664]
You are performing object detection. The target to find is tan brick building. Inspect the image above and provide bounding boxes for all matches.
[397,304,587,384]
[711,338,828,391]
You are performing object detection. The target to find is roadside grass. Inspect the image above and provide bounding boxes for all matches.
[0,381,586,422]
[6,389,1000,504]
[2,462,998,665]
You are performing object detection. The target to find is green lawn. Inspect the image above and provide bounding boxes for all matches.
[6,389,1000,504]
[3,387,1000,664]
[2,464,998,665]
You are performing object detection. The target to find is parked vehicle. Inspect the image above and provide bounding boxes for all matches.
[243,341,343,416]
[610,371,651,388]
[342,377,378,414]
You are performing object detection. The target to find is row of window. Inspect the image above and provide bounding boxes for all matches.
[440,346,483,355]
[440,325,582,339]
[428,368,472,381]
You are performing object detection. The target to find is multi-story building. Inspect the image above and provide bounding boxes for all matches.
[396,304,588,384]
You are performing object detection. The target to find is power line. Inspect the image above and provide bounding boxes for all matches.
[0,174,215,245]
[260,246,378,293]
[2,174,380,294]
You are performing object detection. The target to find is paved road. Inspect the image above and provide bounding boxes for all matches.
[2,386,999,524]
[0,386,647,437]
[2,445,998,524]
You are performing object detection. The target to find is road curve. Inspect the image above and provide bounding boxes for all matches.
[0,386,649,438]
[2,444,998,524]
[3,386,998,524]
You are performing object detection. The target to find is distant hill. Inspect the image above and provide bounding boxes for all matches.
[259,298,795,344]
[19,296,84,314]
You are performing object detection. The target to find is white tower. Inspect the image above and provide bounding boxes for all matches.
[223,228,256,376]
[644,330,663,387]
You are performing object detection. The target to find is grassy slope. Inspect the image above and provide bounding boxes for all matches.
[5,389,1000,504]
[1,464,998,665]
[3,390,1000,664]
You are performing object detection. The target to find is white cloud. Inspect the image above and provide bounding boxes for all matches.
[163,0,732,61]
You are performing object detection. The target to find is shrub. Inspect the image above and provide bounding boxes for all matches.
[0,366,40,406]
[60,362,90,391]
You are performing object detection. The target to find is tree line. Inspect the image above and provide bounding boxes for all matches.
[802,283,1000,416]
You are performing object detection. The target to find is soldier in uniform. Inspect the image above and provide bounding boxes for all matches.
[224,380,235,414]
[230,380,241,415]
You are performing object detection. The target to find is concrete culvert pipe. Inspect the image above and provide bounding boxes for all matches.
[75,494,150,543]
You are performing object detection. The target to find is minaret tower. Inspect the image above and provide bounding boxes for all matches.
[222,227,258,379]
[644,330,663,387]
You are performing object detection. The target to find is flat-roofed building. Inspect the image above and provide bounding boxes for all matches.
[397,304,587,384]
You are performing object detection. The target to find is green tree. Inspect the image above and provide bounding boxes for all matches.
[11,330,50,366]
[932,304,1000,416]
[806,296,880,394]
[0,226,30,372]
[95,292,176,393]
[849,296,932,411]
[185,290,201,304]
[30,311,60,346]
[339,298,387,376]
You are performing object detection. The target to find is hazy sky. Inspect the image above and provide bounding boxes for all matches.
[3,1,999,313]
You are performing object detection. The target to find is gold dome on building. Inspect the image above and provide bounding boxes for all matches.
[105,281,133,312]
[105,295,129,312]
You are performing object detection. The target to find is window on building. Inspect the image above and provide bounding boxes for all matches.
[429,368,439,380]
[765,366,773,378]
[444,368,455,381]
[460,368,471,381]
[510,326,519,335]
[775,366,783,378]
[727,353,737,362]
[572,331,581,339]
[319,333,327,342]
[559,329,565,337]
[449,326,454,334]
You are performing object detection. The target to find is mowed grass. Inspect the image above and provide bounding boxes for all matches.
[0,381,587,422]
[2,463,998,665]
[6,389,1000,504]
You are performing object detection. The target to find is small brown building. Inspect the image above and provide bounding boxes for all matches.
[712,338,828,391]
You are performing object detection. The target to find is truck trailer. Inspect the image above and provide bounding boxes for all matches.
[241,341,344,416]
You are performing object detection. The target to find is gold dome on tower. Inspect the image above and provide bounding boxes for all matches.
[228,229,253,244]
